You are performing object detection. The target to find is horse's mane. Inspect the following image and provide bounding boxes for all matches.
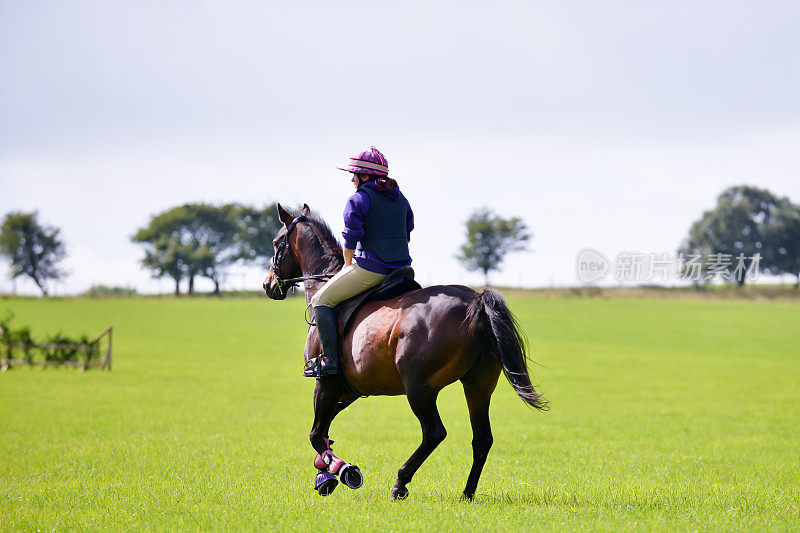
[295,211,344,273]
[303,214,342,254]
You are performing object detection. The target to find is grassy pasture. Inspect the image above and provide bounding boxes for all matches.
[1,294,799,531]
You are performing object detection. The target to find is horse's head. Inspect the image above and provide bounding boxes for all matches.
[263,203,310,300]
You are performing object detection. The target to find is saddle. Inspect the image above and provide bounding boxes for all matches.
[333,266,421,333]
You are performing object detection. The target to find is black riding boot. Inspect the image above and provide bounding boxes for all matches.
[303,305,341,378]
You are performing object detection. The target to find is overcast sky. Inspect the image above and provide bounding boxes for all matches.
[2,1,799,295]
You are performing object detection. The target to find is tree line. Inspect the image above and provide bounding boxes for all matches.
[0,203,282,296]
[1,184,799,296]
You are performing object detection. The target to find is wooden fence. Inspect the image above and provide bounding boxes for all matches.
[1,326,112,372]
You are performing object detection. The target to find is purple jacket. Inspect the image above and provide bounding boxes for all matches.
[342,182,414,274]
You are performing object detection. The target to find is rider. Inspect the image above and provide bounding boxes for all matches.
[304,146,414,378]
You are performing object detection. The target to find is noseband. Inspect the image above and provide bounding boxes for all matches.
[270,215,335,295]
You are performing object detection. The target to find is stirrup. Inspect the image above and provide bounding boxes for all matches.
[303,354,339,378]
[303,357,320,378]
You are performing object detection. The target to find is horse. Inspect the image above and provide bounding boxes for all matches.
[263,203,547,500]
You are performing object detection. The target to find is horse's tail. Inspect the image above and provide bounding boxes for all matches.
[465,289,548,410]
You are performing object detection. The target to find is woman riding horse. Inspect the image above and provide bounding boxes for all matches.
[263,147,546,500]
[303,146,413,378]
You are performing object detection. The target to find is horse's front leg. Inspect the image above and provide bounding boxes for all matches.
[310,376,366,494]
[304,325,336,453]
[310,376,346,453]
[305,327,364,494]
[309,376,346,495]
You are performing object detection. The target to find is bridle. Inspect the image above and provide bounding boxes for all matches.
[270,215,335,296]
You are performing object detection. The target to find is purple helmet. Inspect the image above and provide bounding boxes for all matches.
[337,146,389,176]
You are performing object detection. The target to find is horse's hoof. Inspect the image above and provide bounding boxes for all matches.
[315,471,338,496]
[390,486,409,500]
[460,491,475,501]
[339,464,364,489]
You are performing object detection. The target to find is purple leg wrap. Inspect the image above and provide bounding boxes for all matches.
[314,470,338,496]
[312,441,363,490]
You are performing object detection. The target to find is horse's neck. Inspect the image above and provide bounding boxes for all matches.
[299,248,343,307]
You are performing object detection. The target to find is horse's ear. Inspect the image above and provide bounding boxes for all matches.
[301,204,310,216]
[276,203,293,226]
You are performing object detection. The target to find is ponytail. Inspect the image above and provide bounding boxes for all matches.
[372,175,399,191]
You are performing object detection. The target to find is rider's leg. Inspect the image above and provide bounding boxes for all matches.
[304,263,386,377]
[308,305,340,376]
[311,263,387,308]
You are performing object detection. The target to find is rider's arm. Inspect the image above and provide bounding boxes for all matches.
[342,190,371,262]
[343,247,355,267]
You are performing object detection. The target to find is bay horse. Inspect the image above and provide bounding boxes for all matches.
[263,204,546,500]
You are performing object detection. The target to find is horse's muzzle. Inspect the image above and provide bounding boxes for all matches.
[264,280,287,300]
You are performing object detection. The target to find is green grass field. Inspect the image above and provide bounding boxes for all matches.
[2,294,799,531]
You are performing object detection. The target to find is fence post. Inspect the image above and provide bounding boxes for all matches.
[102,327,113,371]
[81,344,89,372]
[2,342,11,372]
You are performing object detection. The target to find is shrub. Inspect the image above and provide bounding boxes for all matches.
[84,285,137,297]
[1,314,100,365]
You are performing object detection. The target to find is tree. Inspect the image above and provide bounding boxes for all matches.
[764,203,800,287]
[679,186,790,286]
[456,207,531,286]
[234,203,282,268]
[189,204,240,294]
[134,202,283,295]
[0,211,66,296]
[135,208,190,295]
[137,233,188,295]
[133,204,240,295]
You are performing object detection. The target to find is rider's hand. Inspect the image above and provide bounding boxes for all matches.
[344,247,355,267]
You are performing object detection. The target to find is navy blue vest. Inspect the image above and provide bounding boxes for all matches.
[358,186,411,263]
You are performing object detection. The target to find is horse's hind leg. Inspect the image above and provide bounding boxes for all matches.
[391,387,447,500]
[460,357,501,500]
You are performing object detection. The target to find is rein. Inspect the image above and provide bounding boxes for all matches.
[271,215,336,296]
